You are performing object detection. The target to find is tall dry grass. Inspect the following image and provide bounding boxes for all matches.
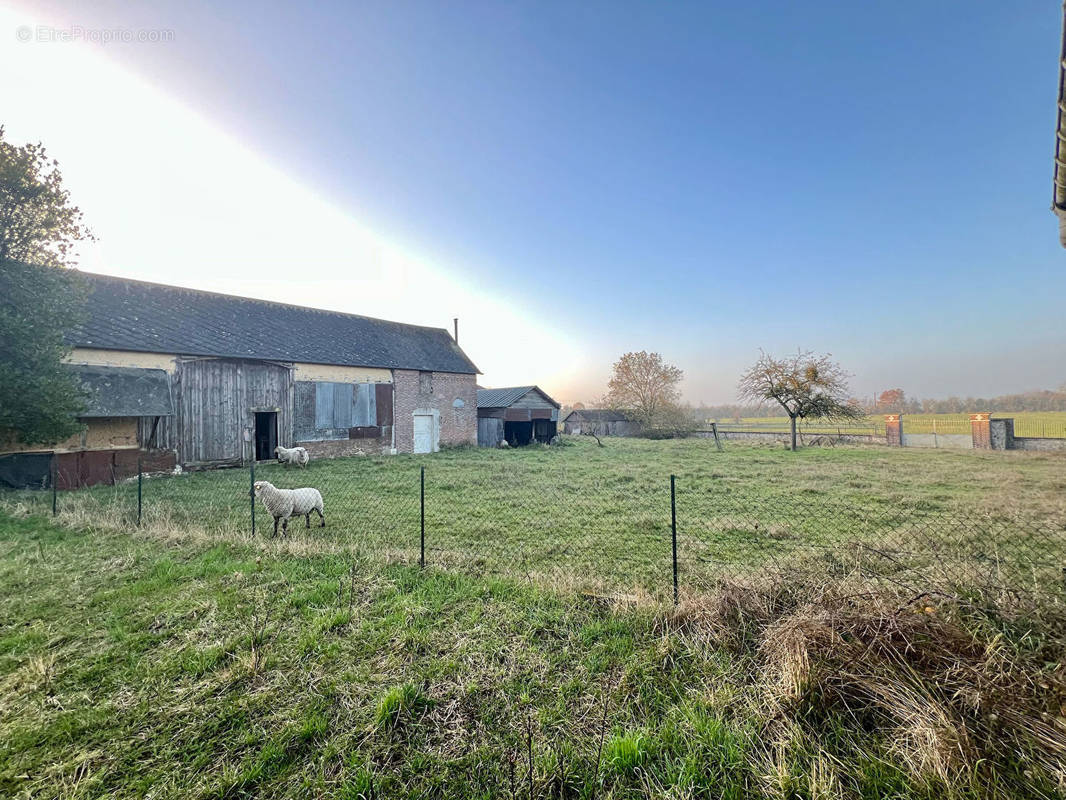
[661,580,1066,797]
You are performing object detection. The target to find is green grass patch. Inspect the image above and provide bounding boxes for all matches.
[0,509,1063,798]
[4,437,1064,603]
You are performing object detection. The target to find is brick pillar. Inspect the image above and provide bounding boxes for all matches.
[884,414,903,446]
[970,413,992,449]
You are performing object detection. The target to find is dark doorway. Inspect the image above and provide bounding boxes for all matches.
[533,419,557,443]
[504,420,533,446]
[254,411,278,461]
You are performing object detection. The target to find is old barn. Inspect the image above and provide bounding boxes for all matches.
[476,386,560,447]
[1,273,481,486]
[561,409,639,437]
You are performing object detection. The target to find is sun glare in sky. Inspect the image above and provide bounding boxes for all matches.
[0,5,584,396]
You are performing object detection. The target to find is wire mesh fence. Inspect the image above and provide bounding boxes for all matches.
[2,456,1064,606]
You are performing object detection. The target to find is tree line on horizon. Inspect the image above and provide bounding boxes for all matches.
[695,384,1066,421]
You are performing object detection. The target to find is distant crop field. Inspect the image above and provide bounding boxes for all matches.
[715,411,1066,438]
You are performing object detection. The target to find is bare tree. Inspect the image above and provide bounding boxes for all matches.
[737,350,864,451]
[605,351,683,431]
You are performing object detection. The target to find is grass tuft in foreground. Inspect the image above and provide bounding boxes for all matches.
[1,509,1064,798]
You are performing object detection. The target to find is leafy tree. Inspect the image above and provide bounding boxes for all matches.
[0,127,95,266]
[876,388,906,413]
[605,351,684,431]
[737,350,864,451]
[0,127,92,447]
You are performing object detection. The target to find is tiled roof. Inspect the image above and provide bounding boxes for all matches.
[71,273,480,374]
[476,385,559,409]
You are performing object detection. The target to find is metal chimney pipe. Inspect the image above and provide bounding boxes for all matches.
[453,318,459,344]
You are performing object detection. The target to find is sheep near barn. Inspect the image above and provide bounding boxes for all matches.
[274,445,310,467]
[253,480,325,536]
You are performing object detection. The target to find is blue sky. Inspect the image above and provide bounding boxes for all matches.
[7,1,1065,403]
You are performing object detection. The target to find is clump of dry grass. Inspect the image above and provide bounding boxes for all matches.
[659,580,1066,794]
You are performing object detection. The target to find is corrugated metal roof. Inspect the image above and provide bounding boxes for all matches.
[476,385,559,409]
[71,273,480,374]
[69,364,173,417]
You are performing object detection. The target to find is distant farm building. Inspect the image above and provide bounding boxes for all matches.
[476,386,560,447]
[562,409,639,438]
[1,273,480,487]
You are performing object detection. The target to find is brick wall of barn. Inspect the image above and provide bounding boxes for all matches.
[393,370,478,452]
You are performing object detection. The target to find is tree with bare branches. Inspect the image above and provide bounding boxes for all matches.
[737,350,864,451]
[605,351,684,431]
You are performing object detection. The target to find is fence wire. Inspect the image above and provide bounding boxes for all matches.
[2,458,1063,606]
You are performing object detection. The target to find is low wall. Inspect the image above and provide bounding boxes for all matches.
[705,430,887,446]
[1010,436,1066,452]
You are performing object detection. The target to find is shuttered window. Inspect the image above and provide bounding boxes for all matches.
[314,383,334,429]
[314,382,355,429]
[353,383,377,427]
[312,381,386,428]
[333,383,352,428]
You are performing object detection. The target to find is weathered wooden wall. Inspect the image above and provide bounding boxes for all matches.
[507,390,558,411]
[176,358,293,466]
[477,417,504,447]
[138,414,176,451]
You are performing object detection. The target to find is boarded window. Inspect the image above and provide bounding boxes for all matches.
[419,371,433,394]
[332,383,352,428]
[314,383,334,429]
[300,381,386,440]
[353,383,377,426]
[375,383,393,426]
[314,381,355,429]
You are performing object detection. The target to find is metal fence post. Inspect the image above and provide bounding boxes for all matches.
[671,474,678,606]
[51,454,57,516]
[420,466,426,568]
[249,458,256,535]
[137,456,143,527]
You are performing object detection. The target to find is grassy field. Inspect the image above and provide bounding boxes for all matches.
[2,507,1066,797]
[2,440,1066,797]
[717,412,1066,438]
[4,437,1064,602]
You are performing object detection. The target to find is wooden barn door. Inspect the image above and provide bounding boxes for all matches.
[177,357,294,467]
[177,358,243,466]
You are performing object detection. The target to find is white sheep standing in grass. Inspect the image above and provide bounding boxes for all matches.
[253,480,325,536]
[274,445,310,467]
